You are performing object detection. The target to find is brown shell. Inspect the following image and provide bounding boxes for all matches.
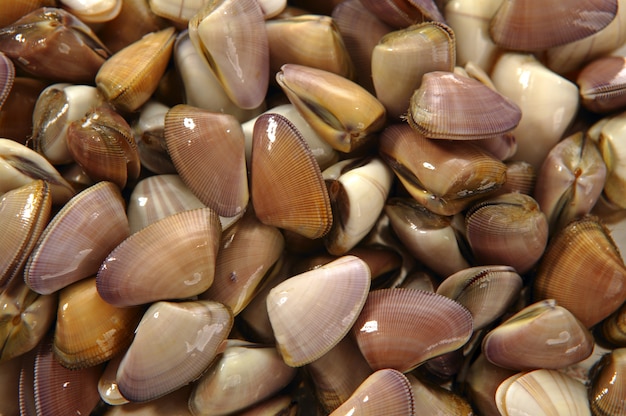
[358,0,444,28]
[96,207,221,307]
[352,288,473,373]
[0,52,14,111]
[251,113,332,239]
[589,348,626,416]
[164,104,249,217]
[578,55,626,113]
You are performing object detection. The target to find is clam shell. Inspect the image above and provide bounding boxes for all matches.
[408,374,474,415]
[117,300,232,402]
[0,52,14,111]
[408,71,521,140]
[251,113,332,239]
[132,100,176,174]
[97,207,221,307]
[266,255,370,367]
[329,369,415,416]
[0,77,48,145]
[103,385,192,415]
[352,288,473,373]
[53,277,143,369]
[98,353,129,406]
[601,302,626,346]
[578,56,626,113]
[359,0,444,28]
[497,161,535,196]
[189,340,297,415]
[96,27,176,112]
[534,216,626,328]
[24,181,129,295]
[164,104,248,217]
[60,0,122,22]
[465,352,518,416]
[589,348,626,416]
[595,110,626,209]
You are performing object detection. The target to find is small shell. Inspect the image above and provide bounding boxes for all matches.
[594,111,626,209]
[407,71,521,140]
[465,353,518,416]
[0,52,14,111]
[131,100,176,174]
[24,181,129,295]
[0,77,48,145]
[601,302,626,346]
[578,56,626,113]
[266,255,371,367]
[352,288,473,373]
[164,104,248,217]
[408,374,474,416]
[589,348,626,416]
[60,0,122,22]
[359,0,445,28]
[116,300,232,402]
[97,207,221,307]
[251,113,332,239]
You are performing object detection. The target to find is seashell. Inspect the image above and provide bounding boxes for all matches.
[593,110,626,209]
[0,139,75,205]
[444,0,503,70]
[149,0,207,24]
[97,207,221,307]
[117,300,232,402]
[53,277,143,369]
[465,193,549,274]
[188,0,269,110]
[0,52,14,112]
[482,299,594,371]
[103,385,192,415]
[495,369,591,416]
[408,374,474,415]
[131,100,176,174]
[0,277,56,363]
[436,265,523,330]
[379,123,507,216]
[0,77,47,145]
[385,197,470,278]
[407,71,521,140]
[472,133,518,161]
[98,353,129,405]
[0,356,21,416]
[96,27,176,112]
[331,0,393,92]
[490,53,580,169]
[465,352,518,416]
[489,0,618,51]
[236,395,297,416]
[589,347,626,416]
[578,56,626,113]
[323,157,393,255]
[352,288,473,373]
[359,0,445,28]
[329,369,415,416]
[189,340,297,416]
[60,0,122,22]
[0,180,51,289]
[534,132,606,233]
[266,255,370,367]
[276,63,386,153]
[496,160,535,196]
[602,302,626,346]
[199,209,284,315]
[534,216,626,328]
[372,22,456,119]
[25,181,129,295]
[251,113,333,239]
[164,104,248,217]
[266,14,354,79]
[0,7,110,82]
[0,0,56,28]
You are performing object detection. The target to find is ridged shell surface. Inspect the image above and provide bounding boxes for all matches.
[578,56,626,113]
[0,52,14,110]
[589,348,626,416]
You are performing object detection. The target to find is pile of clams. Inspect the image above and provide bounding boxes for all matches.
[3,0,626,415]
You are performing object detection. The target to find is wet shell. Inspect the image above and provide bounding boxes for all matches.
[24,181,129,295]
[0,77,48,145]
[53,277,143,369]
[329,369,415,416]
[602,302,626,346]
[359,0,445,28]
[60,0,122,22]
[266,255,370,367]
[98,353,129,406]
[97,207,221,307]
[465,352,518,416]
[96,27,176,112]
[102,385,191,415]
[578,56,626,113]
[534,216,626,328]
[0,52,14,111]
[352,288,473,373]
[117,301,232,402]
[251,113,332,239]
[490,0,617,51]
[407,71,521,140]
[164,104,248,217]
[589,347,626,416]
[408,374,474,415]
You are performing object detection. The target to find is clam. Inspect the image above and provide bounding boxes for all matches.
[60,0,122,23]
[589,347,626,416]
[116,300,232,402]
[592,110,626,209]
[0,0,56,28]
[358,0,445,28]
[131,100,176,174]
[465,193,549,274]
[372,22,456,119]
[534,216,626,328]
[0,77,48,145]
[188,340,297,416]
[236,395,297,416]
[407,71,521,140]
[96,207,221,307]
[266,255,370,367]
[188,0,269,110]
[250,113,332,239]
[578,56,626,113]
[98,353,129,406]
[276,63,386,153]
[164,104,248,218]
[408,374,474,415]
[24,181,129,295]
[0,7,110,82]
[489,0,618,51]
[96,26,176,113]
[496,161,536,196]
[148,0,206,24]
[0,52,14,112]
[379,123,507,216]
[103,385,192,415]
[602,302,626,347]
[465,352,518,416]
[352,288,473,373]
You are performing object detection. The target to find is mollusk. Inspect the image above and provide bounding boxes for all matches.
[578,56,626,113]
[0,52,14,111]
[60,0,122,23]
[358,0,445,28]
[589,347,626,416]
[591,111,626,209]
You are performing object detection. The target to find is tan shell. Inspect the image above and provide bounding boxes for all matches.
[578,56,626,113]
[408,374,474,415]
[24,181,129,295]
[96,207,221,307]
[359,0,445,28]
[164,104,248,217]
[251,112,332,239]
[266,255,371,367]
[0,52,14,111]
[352,288,473,373]
[589,347,626,416]
[601,302,626,346]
